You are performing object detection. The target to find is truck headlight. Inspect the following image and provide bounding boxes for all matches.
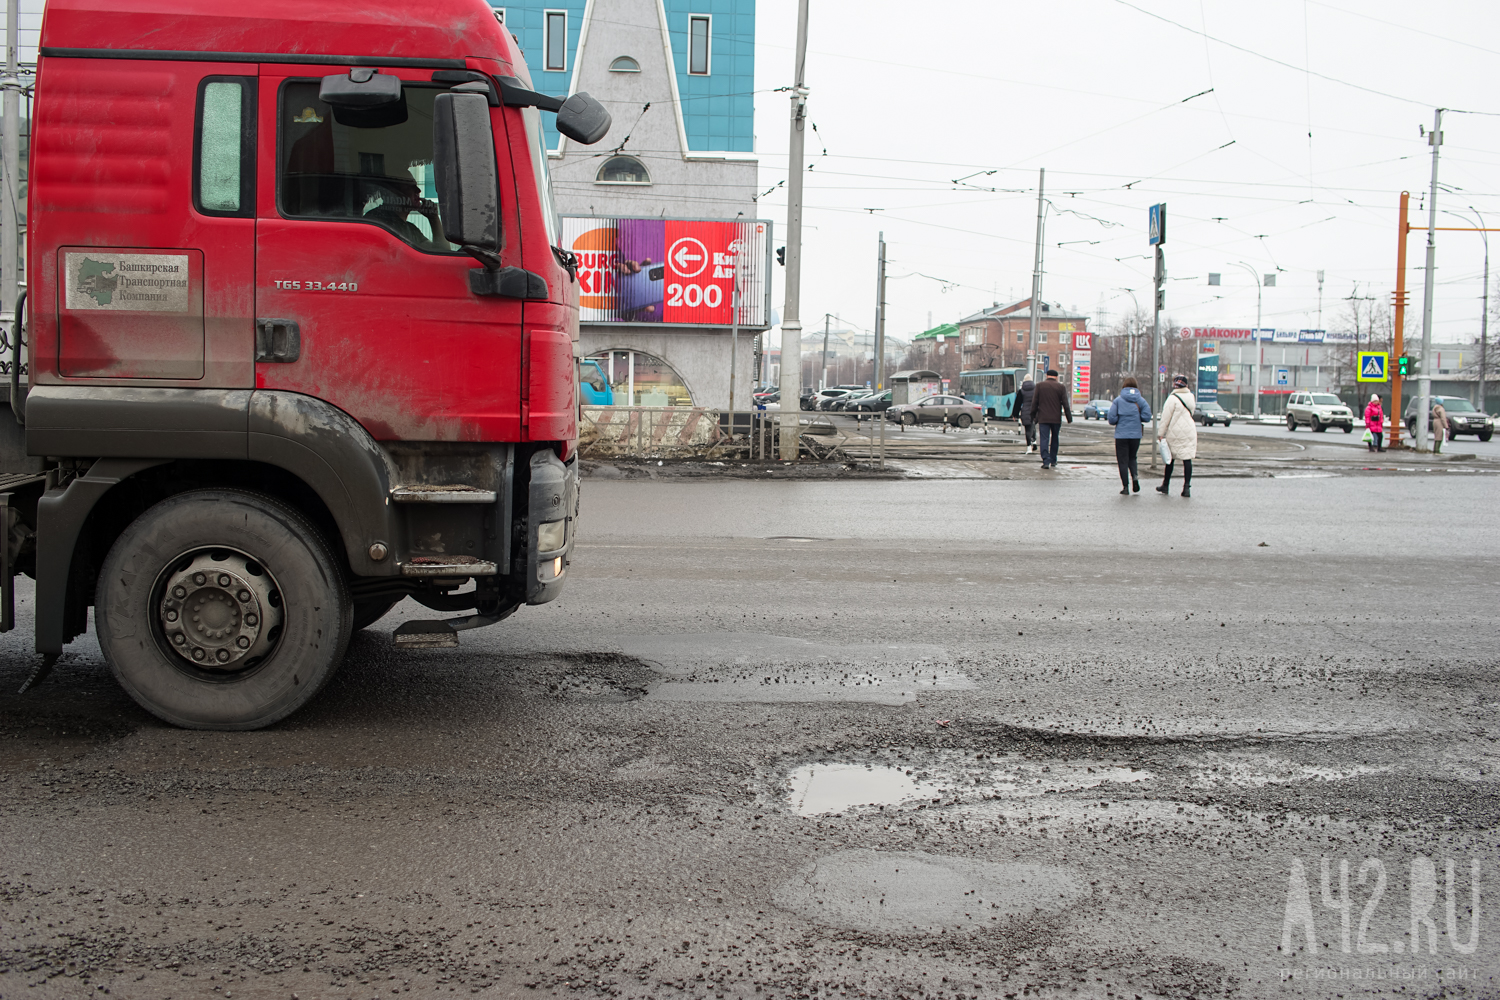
[537,519,566,552]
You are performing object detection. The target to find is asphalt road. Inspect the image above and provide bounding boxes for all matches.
[2,473,1498,1000]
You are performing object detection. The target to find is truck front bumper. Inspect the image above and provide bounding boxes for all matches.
[525,449,578,606]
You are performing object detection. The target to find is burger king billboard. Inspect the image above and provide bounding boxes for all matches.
[562,216,772,328]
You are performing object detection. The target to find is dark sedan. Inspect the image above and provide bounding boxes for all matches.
[1194,401,1232,427]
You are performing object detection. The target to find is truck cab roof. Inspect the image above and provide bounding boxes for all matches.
[41,0,517,71]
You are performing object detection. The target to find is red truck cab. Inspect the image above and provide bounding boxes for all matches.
[0,0,610,728]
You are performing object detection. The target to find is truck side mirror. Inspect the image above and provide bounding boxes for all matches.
[432,91,500,256]
[555,94,611,145]
[495,77,612,145]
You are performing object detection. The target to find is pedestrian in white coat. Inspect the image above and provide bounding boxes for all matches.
[1155,374,1199,498]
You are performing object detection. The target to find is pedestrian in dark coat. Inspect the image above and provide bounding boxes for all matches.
[1016,376,1038,452]
[1106,378,1152,494]
[1025,369,1072,469]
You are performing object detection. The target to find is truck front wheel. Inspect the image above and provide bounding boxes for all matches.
[95,490,353,730]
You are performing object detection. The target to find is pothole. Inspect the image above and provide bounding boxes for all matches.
[773,849,1085,933]
[617,633,971,705]
[783,755,1154,816]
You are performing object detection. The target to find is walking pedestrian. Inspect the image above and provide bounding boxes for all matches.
[1432,399,1448,455]
[1363,394,1385,452]
[1154,374,1198,497]
[1025,368,1072,470]
[1106,377,1152,495]
[1016,374,1038,453]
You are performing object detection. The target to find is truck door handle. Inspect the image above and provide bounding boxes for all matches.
[255,319,301,363]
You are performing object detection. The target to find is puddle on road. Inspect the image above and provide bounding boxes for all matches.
[787,764,943,816]
[616,633,973,706]
[774,849,1084,933]
[784,757,1154,816]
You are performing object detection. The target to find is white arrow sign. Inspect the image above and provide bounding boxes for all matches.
[668,237,709,278]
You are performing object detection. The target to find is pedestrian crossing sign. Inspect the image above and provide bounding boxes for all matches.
[1356,351,1389,382]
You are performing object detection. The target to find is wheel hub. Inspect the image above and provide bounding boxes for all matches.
[159,552,283,671]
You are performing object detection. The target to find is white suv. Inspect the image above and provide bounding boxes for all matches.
[1285,392,1355,433]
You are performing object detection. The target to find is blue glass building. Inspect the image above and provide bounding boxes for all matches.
[492,0,754,154]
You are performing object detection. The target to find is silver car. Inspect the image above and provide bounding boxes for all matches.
[887,394,983,428]
[1285,391,1354,433]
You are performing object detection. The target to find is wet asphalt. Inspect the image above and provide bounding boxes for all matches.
[1,472,1498,1000]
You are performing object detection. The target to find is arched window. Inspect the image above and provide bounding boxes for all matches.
[587,351,694,406]
[609,56,640,72]
[596,155,650,184]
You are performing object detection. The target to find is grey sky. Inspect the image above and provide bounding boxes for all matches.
[13,0,1499,349]
[751,0,1500,346]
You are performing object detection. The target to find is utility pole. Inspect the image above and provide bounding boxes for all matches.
[1027,169,1046,372]
[777,0,810,461]
[1317,270,1325,331]
[874,234,886,389]
[1415,108,1444,453]
[1393,192,1411,448]
[1480,209,1490,415]
[874,233,887,468]
[819,313,829,391]
[2,0,19,355]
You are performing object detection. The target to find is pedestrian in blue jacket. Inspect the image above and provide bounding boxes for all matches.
[1106,378,1152,495]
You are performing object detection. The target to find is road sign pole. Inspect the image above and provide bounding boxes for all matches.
[1150,244,1163,468]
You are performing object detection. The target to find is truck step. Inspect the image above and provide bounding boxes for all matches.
[390,485,498,503]
[400,556,498,577]
[392,619,460,649]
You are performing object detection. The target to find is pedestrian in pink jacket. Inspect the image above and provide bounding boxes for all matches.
[1364,394,1385,452]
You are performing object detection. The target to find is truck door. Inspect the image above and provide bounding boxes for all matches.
[253,68,525,441]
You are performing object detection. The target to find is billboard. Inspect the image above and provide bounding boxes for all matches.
[1178,327,1354,344]
[1197,353,1219,403]
[562,216,772,328]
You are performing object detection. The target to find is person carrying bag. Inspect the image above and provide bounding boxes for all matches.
[1155,374,1198,498]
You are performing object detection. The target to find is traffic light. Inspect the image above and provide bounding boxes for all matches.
[1396,355,1412,377]
[776,246,786,266]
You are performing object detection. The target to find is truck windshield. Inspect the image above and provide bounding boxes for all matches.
[279,81,461,253]
[1309,394,1342,405]
[1440,399,1476,412]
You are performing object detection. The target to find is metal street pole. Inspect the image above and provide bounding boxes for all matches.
[2,0,19,348]
[819,312,829,391]
[874,233,887,468]
[777,0,810,461]
[1149,245,1163,467]
[1480,209,1490,414]
[1027,169,1046,370]
[1415,108,1444,452]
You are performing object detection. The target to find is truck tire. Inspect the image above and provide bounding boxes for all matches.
[353,598,401,631]
[1286,414,1296,431]
[95,489,353,731]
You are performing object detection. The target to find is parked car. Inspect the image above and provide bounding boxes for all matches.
[798,388,817,410]
[1194,400,1232,427]
[887,394,983,428]
[1285,391,1355,432]
[812,388,855,411]
[829,390,874,412]
[847,389,893,413]
[1405,395,1495,441]
[1082,399,1113,420]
